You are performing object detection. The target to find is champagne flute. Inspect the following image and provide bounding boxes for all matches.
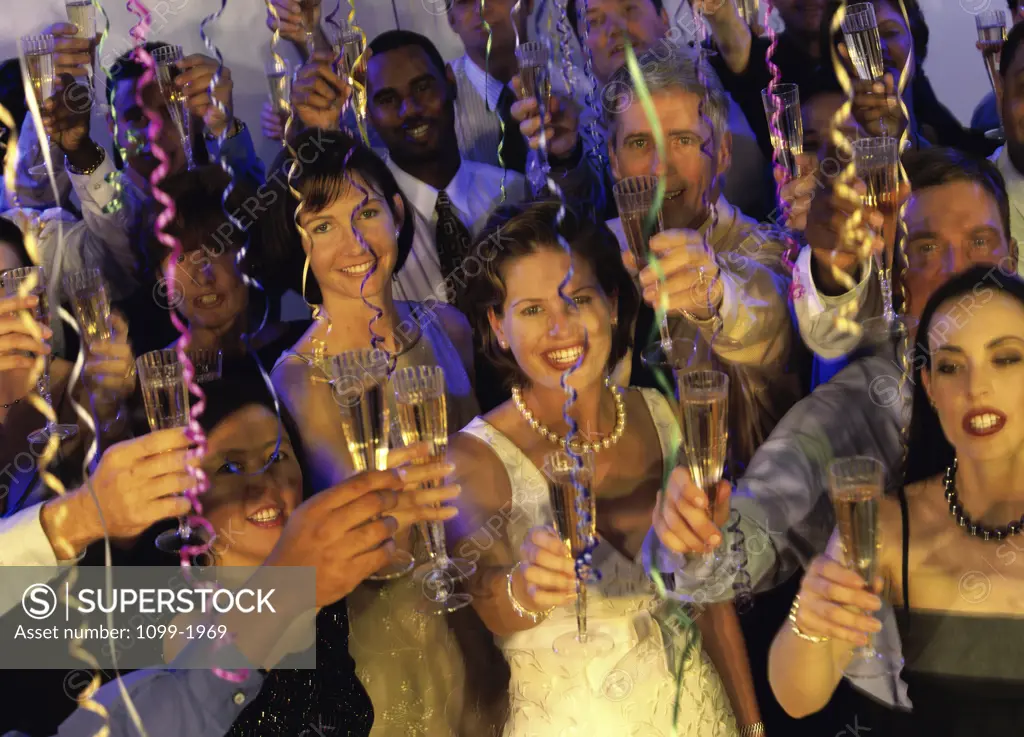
[265,55,292,115]
[298,0,319,58]
[678,370,729,572]
[840,3,885,82]
[3,266,79,444]
[151,44,195,171]
[828,456,900,678]
[515,41,552,110]
[63,268,113,399]
[137,349,196,553]
[736,0,760,27]
[393,365,476,614]
[20,35,56,108]
[852,136,915,344]
[330,349,415,581]
[65,0,98,85]
[761,83,804,178]
[184,349,223,384]
[613,176,670,347]
[327,22,366,119]
[545,449,613,657]
[977,10,1007,95]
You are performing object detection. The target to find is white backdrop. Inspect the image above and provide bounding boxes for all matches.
[0,0,1000,164]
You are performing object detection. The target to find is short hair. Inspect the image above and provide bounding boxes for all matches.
[137,165,258,278]
[566,0,665,39]
[603,47,729,146]
[462,199,640,390]
[367,30,447,79]
[902,147,1011,242]
[261,129,415,302]
[1002,20,1024,77]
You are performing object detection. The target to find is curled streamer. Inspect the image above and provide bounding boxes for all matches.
[343,0,370,147]
[482,0,510,202]
[553,0,576,99]
[893,0,913,476]
[576,1,608,172]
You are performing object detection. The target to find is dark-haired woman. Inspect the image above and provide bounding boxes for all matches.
[769,266,1024,736]
[449,200,742,736]
[264,129,505,736]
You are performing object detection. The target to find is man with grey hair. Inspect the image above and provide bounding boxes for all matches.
[605,50,802,469]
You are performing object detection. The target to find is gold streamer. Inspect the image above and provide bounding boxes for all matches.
[344,0,370,147]
[893,0,913,472]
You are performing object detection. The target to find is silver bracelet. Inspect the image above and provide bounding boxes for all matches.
[506,562,554,623]
[739,722,766,737]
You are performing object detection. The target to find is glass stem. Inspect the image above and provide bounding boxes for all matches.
[575,577,588,643]
[658,314,671,349]
[875,254,895,325]
[428,520,449,567]
[176,515,192,540]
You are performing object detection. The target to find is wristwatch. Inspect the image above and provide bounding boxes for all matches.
[65,142,107,176]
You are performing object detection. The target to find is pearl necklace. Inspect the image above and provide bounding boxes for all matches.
[511,378,626,453]
[944,458,1024,541]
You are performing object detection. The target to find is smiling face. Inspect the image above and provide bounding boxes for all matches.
[366,46,456,166]
[904,180,1016,324]
[164,249,247,333]
[874,0,914,81]
[577,0,667,84]
[609,88,730,230]
[110,77,187,179]
[488,248,617,392]
[922,293,1024,465]
[203,404,303,567]
[297,175,404,301]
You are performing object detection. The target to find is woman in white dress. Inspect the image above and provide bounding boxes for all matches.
[449,200,751,736]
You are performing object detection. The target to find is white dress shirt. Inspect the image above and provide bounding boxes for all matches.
[386,155,527,305]
[992,145,1024,276]
[0,504,77,618]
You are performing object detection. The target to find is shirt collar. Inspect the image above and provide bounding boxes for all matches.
[462,54,507,110]
[385,154,470,219]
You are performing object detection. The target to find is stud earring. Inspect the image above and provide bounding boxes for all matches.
[499,339,508,349]
[394,228,401,240]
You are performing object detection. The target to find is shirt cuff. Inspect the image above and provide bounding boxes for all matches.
[642,527,741,605]
[795,245,871,315]
[0,504,60,567]
[68,154,119,210]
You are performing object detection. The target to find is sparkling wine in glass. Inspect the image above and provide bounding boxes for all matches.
[299,0,319,57]
[151,44,195,171]
[393,365,476,613]
[852,136,909,339]
[3,266,79,444]
[841,3,885,82]
[65,0,98,84]
[515,42,552,111]
[63,268,112,398]
[544,450,613,657]
[330,349,415,581]
[328,23,366,117]
[137,349,197,553]
[265,56,291,114]
[678,370,729,571]
[20,35,56,107]
[976,10,1007,94]
[761,83,804,178]
[828,456,900,678]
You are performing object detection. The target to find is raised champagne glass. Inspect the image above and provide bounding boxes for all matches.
[678,370,729,572]
[330,349,415,581]
[515,41,552,111]
[20,35,56,108]
[545,449,613,657]
[184,349,223,384]
[151,44,195,171]
[137,349,197,553]
[852,136,915,344]
[977,10,1008,142]
[65,0,98,85]
[63,268,113,399]
[393,365,476,614]
[761,83,804,178]
[265,55,291,116]
[327,21,366,119]
[3,267,79,444]
[841,3,885,82]
[828,456,900,678]
[298,0,319,57]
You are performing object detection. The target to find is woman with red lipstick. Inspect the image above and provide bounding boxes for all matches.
[769,266,1024,736]
[448,200,749,736]
[262,129,506,737]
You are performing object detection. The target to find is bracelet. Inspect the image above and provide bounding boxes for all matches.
[206,119,244,141]
[739,723,766,737]
[788,595,829,644]
[65,144,106,176]
[507,562,554,623]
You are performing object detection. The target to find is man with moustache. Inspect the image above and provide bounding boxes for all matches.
[514,0,772,221]
[648,147,1019,737]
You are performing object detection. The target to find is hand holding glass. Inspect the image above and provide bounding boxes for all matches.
[151,44,195,171]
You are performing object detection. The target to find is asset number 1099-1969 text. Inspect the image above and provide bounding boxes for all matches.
[137,624,229,640]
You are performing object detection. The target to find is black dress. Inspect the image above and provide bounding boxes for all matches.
[226,601,373,737]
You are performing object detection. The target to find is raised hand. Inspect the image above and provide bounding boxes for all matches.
[510,526,577,613]
[775,152,820,232]
[264,468,406,606]
[790,553,884,646]
[266,0,317,49]
[383,441,462,533]
[261,99,288,142]
[82,312,135,406]
[637,230,722,319]
[0,293,50,407]
[291,52,350,130]
[509,82,580,159]
[39,428,196,559]
[44,22,94,78]
[652,466,731,556]
[849,73,903,139]
[804,178,886,295]
[175,54,235,137]
[40,74,92,154]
